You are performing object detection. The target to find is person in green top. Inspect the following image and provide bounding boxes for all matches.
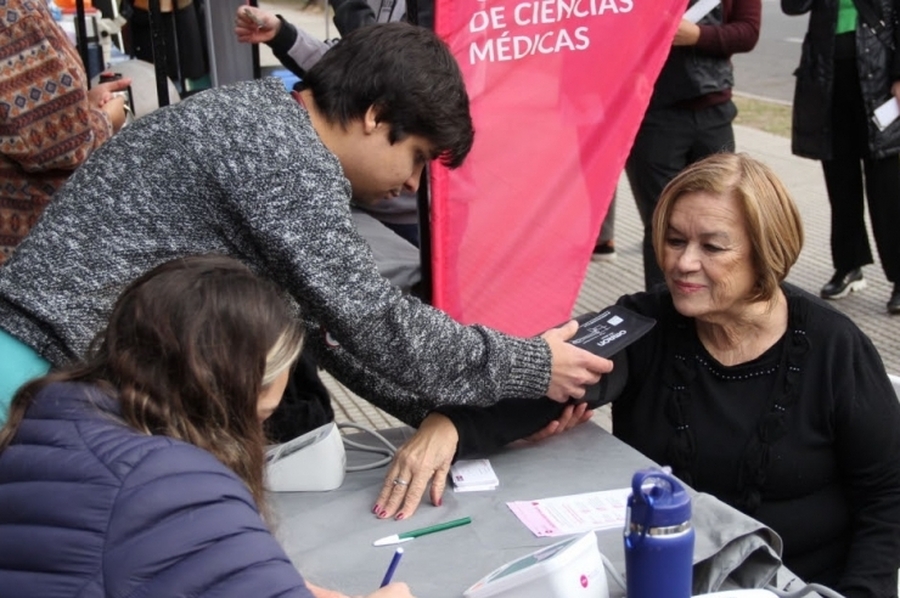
[783,0,900,314]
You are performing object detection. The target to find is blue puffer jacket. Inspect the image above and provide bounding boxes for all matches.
[0,382,314,598]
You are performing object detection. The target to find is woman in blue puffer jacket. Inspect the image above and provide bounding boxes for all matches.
[0,254,413,598]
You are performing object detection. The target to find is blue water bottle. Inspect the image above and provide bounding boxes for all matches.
[624,468,694,598]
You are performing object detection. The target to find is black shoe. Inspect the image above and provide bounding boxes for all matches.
[889,285,900,315]
[591,240,617,263]
[820,268,866,299]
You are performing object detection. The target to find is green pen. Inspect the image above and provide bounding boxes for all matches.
[372,516,472,546]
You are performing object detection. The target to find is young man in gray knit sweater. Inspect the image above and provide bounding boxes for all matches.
[0,23,611,504]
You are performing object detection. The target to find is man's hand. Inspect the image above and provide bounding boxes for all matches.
[234,6,280,44]
[373,413,458,521]
[522,401,593,443]
[541,320,613,402]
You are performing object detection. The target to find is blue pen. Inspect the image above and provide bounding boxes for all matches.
[380,547,404,587]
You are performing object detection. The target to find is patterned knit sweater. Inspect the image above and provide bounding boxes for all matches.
[0,0,113,264]
[0,78,551,425]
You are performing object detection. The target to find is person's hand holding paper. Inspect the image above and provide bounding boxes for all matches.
[873,82,900,131]
[676,0,722,45]
[673,18,702,46]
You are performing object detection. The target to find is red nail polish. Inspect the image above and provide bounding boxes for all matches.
[395,513,405,521]
[436,498,442,507]
[379,510,387,518]
[372,504,380,514]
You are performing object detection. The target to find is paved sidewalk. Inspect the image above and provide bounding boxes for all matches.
[257,3,900,428]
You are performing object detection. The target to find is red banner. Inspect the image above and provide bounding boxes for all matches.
[431,0,683,336]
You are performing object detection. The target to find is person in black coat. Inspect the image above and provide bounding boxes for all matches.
[783,0,900,314]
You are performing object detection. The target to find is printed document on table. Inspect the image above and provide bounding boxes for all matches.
[507,487,631,538]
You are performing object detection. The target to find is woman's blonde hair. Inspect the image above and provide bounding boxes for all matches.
[263,330,304,388]
[652,153,804,302]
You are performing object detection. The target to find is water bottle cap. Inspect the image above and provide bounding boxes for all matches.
[627,468,691,529]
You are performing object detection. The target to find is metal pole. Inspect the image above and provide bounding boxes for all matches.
[147,0,170,107]
[251,0,260,79]
[75,0,90,86]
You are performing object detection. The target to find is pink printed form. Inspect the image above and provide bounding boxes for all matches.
[507,487,631,538]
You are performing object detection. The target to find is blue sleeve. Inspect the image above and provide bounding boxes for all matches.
[103,443,315,598]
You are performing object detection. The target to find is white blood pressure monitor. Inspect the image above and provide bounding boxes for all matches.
[266,422,346,492]
[464,532,609,598]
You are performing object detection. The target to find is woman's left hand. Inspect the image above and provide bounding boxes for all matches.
[374,413,459,521]
[522,401,593,443]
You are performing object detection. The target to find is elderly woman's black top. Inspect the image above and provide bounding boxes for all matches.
[435,283,900,598]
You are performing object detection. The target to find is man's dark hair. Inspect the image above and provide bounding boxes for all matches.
[302,22,474,169]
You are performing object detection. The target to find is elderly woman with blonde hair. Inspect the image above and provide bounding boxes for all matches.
[377,153,900,598]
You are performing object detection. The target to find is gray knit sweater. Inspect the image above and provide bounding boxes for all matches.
[0,78,551,425]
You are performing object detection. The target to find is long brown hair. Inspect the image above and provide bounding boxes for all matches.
[0,254,304,509]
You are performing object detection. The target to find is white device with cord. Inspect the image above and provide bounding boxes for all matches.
[265,421,399,492]
[266,422,346,492]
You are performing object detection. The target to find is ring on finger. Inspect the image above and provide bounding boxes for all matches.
[393,478,409,487]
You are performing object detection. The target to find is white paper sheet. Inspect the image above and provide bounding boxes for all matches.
[873,97,900,131]
[507,487,631,537]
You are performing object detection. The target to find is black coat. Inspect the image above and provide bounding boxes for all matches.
[783,0,900,160]
[330,0,434,33]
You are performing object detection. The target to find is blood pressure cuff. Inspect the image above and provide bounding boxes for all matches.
[434,347,630,461]
[691,492,784,594]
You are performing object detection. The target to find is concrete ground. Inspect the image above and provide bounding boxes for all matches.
[257,2,900,431]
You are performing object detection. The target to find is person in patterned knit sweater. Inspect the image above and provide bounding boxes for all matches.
[0,22,612,504]
[0,0,131,264]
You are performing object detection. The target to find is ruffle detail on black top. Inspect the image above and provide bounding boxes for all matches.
[663,290,811,514]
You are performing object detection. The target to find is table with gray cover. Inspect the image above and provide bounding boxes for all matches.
[271,422,801,597]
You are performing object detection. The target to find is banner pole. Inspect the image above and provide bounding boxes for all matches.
[148,0,170,108]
